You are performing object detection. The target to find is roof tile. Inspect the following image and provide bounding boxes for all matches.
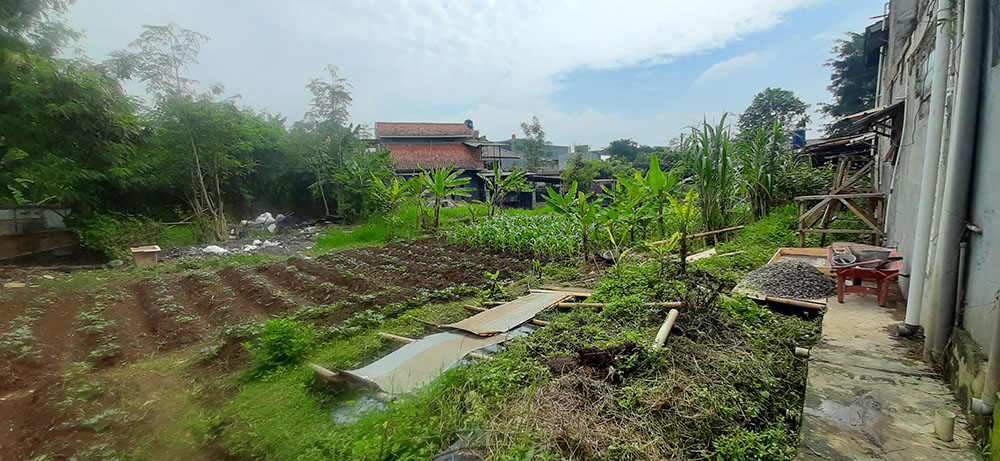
[376,122,472,137]
[388,144,483,170]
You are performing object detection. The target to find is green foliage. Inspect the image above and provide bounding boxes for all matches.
[245,319,315,370]
[711,427,797,460]
[820,32,877,137]
[561,155,636,193]
[606,138,641,161]
[72,213,165,259]
[737,87,810,133]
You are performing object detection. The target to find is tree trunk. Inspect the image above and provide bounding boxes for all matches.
[679,228,688,273]
[189,136,222,241]
[319,183,330,216]
[212,155,226,240]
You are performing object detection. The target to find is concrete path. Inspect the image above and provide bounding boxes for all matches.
[797,291,980,460]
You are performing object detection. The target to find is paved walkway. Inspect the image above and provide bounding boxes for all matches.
[797,290,980,460]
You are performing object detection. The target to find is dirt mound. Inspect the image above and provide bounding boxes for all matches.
[741,260,836,299]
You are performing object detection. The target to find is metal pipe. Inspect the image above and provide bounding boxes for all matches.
[930,0,985,362]
[899,0,954,337]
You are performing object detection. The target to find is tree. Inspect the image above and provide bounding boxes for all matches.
[420,164,474,228]
[606,139,640,162]
[105,22,209,100]
[0,1,144,209]
[516,116,548,169]
[477,163,530,217]
[302,65,352,128]
[820,32,877,137]
[737,87,810,133]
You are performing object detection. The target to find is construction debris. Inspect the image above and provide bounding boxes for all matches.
[740,260,836,300]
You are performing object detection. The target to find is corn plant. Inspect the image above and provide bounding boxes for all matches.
[448,214,579,259]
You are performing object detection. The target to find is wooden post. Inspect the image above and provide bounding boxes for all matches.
[798,200,807,248]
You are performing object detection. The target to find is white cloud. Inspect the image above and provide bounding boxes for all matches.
[696,52,763,82]
[64,0,821,145]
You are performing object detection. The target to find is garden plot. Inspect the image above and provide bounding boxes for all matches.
[0,238,528,460]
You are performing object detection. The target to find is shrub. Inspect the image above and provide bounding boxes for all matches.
[245,319,315,369]
[71,212,165,260]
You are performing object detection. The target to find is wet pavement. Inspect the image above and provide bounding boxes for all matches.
[797,289,980,460]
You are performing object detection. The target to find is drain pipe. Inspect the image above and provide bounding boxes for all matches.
[929,0,984,362]
[899,0,954,337]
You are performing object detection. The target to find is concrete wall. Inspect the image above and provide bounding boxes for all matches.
[880,0,1000,352]
[963,15,1000,347]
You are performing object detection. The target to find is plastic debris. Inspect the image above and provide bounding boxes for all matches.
[202,245,229,255]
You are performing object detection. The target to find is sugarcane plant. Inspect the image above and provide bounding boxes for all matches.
[689,114,735,241]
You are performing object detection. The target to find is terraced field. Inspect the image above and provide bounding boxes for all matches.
[0,238,529,459]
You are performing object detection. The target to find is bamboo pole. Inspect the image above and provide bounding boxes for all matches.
[649,225,745,246]
[652,309,680,348]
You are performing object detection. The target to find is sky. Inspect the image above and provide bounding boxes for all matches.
[62,0,881,148]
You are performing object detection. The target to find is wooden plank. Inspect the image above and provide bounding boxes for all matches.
[462,304,548,326]
[801,228,883,234]
[530,288,592,298]
[838,198,881,232]
[768,247,833,276]
[337,332,505,395]
[444,292,568,336]
[795,192,885,201]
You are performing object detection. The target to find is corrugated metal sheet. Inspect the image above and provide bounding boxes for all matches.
[337,332,506,394]
[442,292,569,336]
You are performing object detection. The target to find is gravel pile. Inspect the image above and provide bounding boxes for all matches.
[741,260,836,299]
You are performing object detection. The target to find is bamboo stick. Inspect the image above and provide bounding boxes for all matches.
[652,309,680,348]
[484,301,683,308]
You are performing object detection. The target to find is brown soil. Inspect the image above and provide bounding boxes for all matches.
[0,238,529,460]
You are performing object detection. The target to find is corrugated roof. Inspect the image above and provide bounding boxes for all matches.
[376,122,473,137]
[480,145,522,159]
[388,143,483,170]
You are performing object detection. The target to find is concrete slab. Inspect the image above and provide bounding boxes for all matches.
[797,291,980,460]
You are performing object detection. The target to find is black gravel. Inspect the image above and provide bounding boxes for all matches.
[741,260,836,299]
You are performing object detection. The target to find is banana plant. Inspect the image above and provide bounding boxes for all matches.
[667,187,698,272]
[544,181,597,255]
[419,163,474,228]
[640,152,679,238]
[477,163,530,217]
